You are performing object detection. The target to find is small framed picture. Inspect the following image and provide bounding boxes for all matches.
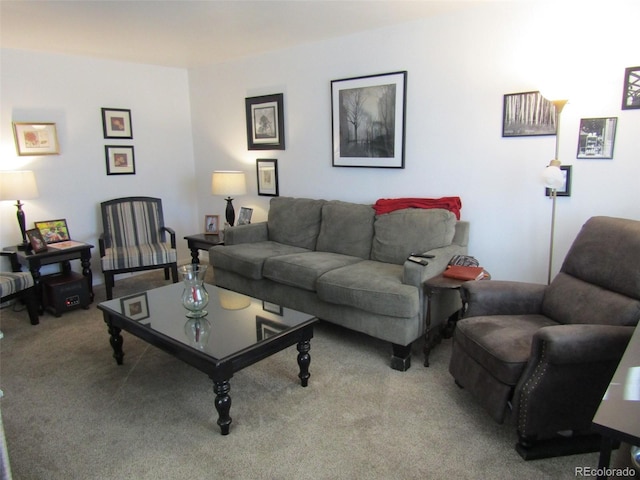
[204,214,220,234]
[245,93,285,150]
[237,207,253,225]
[120,293,150,321]
[35,219,70,244]
[545,165,572,197]
[12,122,60,156]
[256,316,286,341]
[256,158,279,196]
[262,301,283,316]
[621,66,640,110]
[502,91,556,137]
[577,117,617,159]
[25,228,48,253]
[105,145,135,175]
[101,108,133,139]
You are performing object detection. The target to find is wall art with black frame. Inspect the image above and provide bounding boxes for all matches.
[502,91,556,137]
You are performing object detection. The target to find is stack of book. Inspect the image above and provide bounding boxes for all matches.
[443,265,487,281]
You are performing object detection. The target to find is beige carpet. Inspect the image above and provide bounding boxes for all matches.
[0,272,600,479]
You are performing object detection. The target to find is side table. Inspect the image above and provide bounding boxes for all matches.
[184,233,223,264]
[4,242,94,315]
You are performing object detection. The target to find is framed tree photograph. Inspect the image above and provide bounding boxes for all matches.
[101,108,133,139]
[331,71,407,168]
[245,94,285,150]
[577,117,617,159]
[105,145,136,175]
[237,207,253,225]
[545,165,572,197]
[502,91,556,137]
[621,66,640,110]
[12,122,60,155]
[256,158,279,196]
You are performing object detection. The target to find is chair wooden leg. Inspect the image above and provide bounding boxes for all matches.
[170,264,178,283]
[164,267,170,280]
[105,273,114,300]
[24,287,40,325]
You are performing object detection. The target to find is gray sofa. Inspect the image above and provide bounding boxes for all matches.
[210,197,469,370]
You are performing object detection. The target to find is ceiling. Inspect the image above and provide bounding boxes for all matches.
[0,0,478,68]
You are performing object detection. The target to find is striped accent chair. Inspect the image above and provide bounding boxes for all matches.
[99,197,178,300]
[0,252,39,325]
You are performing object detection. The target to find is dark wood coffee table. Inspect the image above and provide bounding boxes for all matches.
[97,282,317,435]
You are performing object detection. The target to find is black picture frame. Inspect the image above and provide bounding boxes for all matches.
[545,165,572,197]
[105,145,136,175]
[25,228,48,253]
[576,117,617,159]
[502,91,556,137]
[34,219,70,244]
[256,316,286,341]
[245,94,285,150]
[256,158,279,196]
[101,108,133,139]
[331,71,407,168]
[237,207,253,225]
[621,66,640,110]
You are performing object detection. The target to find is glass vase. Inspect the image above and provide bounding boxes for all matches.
[179,264,209,318]
[184,317,212,351]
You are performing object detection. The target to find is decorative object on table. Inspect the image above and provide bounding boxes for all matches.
[576,117,617,159]
[180,264,209,318]
[245,93,285,150]
[211,170,246,226]
[184,317,212,350]
[35,219,70,244]
[12,122,59,155]
[105,145,135,175]
[204,214,220,235]
[540,95,569,285]
[331,71,407,168]
[621,66,640,110]
[237,207,253,225]
[256,158,279,196]
[502,91,556,137]
[25,228,47,253]
[544,165,571,197]
[443,265,486,281]
[0,170,40,250]
[120,292,150,321]
[101,108,133,139]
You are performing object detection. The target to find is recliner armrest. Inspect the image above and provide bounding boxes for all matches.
[461,280,546,317]
[224,222,268,245]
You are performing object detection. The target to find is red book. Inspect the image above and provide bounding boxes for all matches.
[443,265,486,281]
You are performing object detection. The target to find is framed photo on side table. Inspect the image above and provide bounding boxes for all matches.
[12,122,59,156]
[35,219,70,244]
[237,207,253,225]
[331,71,407,168]
[105,146,135,175]
[25,228,48,253]
[101,108,133,139]
[256,158,279,196]
[204,215,220,234]
[245,94,285,150]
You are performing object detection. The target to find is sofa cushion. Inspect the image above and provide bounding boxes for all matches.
[371,208,457,264]
[316,260,419,318]
[264,251,364,292]
[454,314,558,385]
[210,241,309,280]
[316,201,375,259]
[267,197,326,250]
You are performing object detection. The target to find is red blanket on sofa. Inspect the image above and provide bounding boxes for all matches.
[373,197,462,220]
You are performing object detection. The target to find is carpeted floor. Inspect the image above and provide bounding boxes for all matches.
[0,272,600,479]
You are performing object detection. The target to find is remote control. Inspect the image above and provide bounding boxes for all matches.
[408,256,429,266]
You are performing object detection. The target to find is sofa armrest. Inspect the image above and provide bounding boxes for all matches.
[402,243,467,287]
[224,222,268,245]
[461,280,546,317]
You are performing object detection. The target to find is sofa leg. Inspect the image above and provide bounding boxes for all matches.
[390,343,411,371]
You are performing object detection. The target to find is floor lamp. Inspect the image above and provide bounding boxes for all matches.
[0,170,40,250]
[541,99,568,285]
[211,171,247,227]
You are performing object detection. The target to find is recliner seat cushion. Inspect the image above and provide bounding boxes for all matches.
[264,251,364,292]
[316,260,419,318]
[454,315,557,385]
[315,201,375,259]
[267,197,326,250]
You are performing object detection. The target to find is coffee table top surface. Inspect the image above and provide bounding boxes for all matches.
[98,282,315,359]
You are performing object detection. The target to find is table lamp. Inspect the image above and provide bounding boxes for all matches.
[0,170,40,250]
[211,171,246,227]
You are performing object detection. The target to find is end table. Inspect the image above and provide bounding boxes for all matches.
[184,233,223,264]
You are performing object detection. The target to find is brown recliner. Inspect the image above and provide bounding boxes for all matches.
[449,216,640,459]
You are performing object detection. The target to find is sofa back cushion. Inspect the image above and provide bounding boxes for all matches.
[316,201,375,259]
[371,208,457,264]
[267,197,326,250]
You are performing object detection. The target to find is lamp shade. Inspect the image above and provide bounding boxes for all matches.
[211,171,246,196]
[0,170,39,201]
[542,160,565,190]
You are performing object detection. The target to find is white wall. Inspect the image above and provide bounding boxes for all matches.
[0,50,198,281]
[189,1,639,283]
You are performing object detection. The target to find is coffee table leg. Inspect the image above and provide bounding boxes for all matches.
[213,380,232,435]
[297,340,311,387]
[103,314,124,365]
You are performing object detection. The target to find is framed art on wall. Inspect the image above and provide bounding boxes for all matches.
[245,94,285,150]
[331,71,407,168]
[101,108,133,139]
[256,158,279,196]
[576,117,617,159]
[621,66,640,110]
[545,165,572,197]
[502,91,556,137]
[105,145,136,175]
[12,122,60,155]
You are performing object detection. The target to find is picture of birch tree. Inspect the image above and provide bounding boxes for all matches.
[502,91,556,137]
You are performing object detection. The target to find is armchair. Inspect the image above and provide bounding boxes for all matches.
[0,251,39,325]
[99,197,178,300]
[449,216,640,459]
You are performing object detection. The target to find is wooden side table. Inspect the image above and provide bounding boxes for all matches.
[184,233,223,264]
